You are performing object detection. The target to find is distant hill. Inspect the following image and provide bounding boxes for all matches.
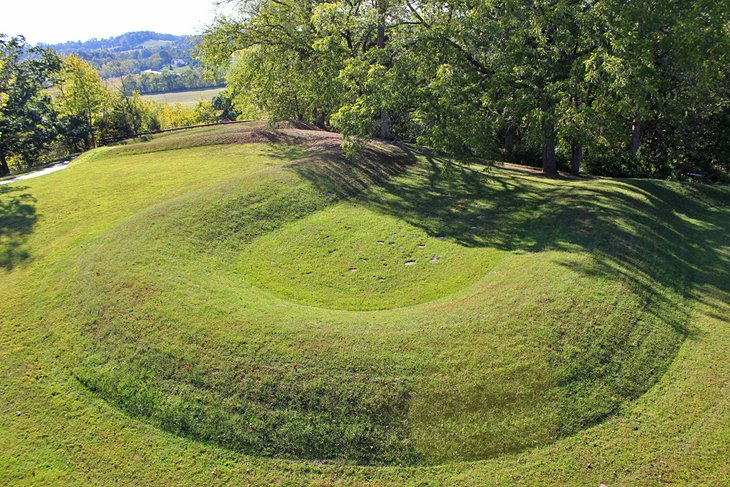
[43,31,187,53]
[40,31,224,93]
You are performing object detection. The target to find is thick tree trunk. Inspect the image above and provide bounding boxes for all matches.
[379,109,392,139]
[376,1,391,140]
[504,125,515,162]
[541,99,558,175]
[630,111,642,157]
[571,143,582,176]
[0,152,10,177]
[542,121,557,175]
[313,108,326,129]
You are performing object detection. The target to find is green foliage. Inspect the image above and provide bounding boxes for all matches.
[203,0,730,178]
[53,55,214,150]
[211,89,240,121]
[47,31,206,83]
[120,69,224,96]
[0,35,61,175]
[100,91,162,139]
[56,54,111,150]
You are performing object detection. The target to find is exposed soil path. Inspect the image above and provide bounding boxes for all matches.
[0,160,72,185]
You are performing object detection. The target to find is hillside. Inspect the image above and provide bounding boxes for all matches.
[41,31,224,91]
[0,124,728,484]
[43,31,185,53]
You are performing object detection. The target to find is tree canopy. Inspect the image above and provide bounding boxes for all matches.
[0,35,61,176]
[201,0,730,178]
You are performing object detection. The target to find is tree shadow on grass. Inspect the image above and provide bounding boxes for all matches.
[0,185,37,271]
[292,149,730,443]
[343,155,729,324]
[289,147,729,323]
[289,143,416,198]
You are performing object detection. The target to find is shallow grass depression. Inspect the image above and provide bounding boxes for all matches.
[5,125,727,476]
[239,203,503,310]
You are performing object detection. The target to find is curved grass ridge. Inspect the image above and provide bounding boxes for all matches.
[13,125,719,468]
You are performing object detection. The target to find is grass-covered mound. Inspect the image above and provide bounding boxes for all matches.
[1,123,728,482]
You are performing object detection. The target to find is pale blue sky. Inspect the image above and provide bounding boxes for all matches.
[1,0,234,44]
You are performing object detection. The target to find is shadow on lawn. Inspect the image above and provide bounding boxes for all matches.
[294,147,730,436]
[0,185,37,271]
[290,143,416,197]
[290,146,730,335]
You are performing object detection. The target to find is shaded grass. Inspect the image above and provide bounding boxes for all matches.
[0,185,37,270]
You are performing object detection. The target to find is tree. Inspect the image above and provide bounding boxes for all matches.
[100,90,161,140]
[56,54,110,150]
[202,0,344,126]
[0,35,61,176]
[201,0,730,180]
[403,0,597,174]
[211,90,240,121]
[322,0,423,141]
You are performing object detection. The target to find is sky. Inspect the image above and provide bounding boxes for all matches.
[0,0,232,45]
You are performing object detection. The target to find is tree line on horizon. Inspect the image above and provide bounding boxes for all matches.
[201,0,729,179]
[119,70,225,96]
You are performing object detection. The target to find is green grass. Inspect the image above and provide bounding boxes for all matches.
[141,87,226,108]
[1,123,728,484]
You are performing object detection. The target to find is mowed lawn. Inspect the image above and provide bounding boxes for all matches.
[141,87,225,108]
[0,123,728,484]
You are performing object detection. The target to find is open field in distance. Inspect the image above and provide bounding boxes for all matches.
[141,87,225,107]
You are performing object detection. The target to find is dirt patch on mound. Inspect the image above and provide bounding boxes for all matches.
[244,128,344,151]
[110,123,346,156]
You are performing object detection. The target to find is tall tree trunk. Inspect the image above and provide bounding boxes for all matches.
[542,129,557,175]
[377,1,386,49]
[630,111,642,157]
[504,124,515,162]
[541,99,558,175]
[379,109,392,139]
[376,0,391,140]
[571,143,582,176]
[541,103,557,175]
[313,108,326,129]
[0,152,9,177]
[86,109,97,149]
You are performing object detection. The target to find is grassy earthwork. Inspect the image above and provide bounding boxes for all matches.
[0,122,728,484]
